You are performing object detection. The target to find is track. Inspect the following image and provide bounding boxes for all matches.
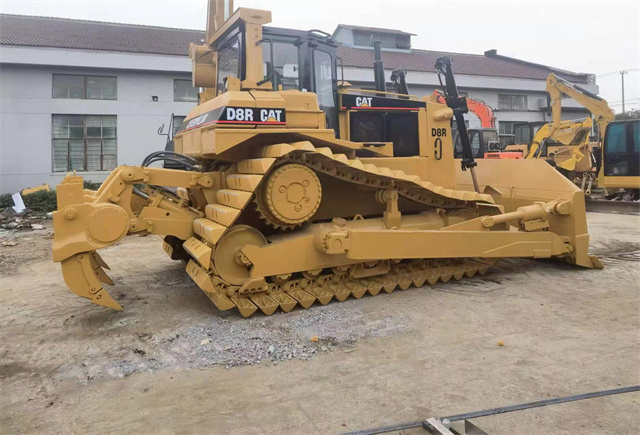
[177,141,497,317]
[187,256,497,317]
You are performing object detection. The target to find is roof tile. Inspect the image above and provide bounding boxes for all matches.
[337,46,590,83]
[0,14,590,83]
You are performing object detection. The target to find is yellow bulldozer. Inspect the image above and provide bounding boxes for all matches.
[52,0,602,317]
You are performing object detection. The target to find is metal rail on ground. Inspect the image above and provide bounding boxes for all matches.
[342,385,640,435]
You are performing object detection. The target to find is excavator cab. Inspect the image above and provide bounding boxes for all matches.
[602,120,640,196]
[453,128,501,158]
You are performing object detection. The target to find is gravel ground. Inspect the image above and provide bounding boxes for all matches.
[1,213,638,435]
[55,303,410,382]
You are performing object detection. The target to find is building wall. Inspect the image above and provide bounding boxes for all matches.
[0,63,196,193]
[333,28,354,47]
[0,44,598,193]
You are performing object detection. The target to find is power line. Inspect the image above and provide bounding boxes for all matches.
[597,68,639,78]
[607,97,640,104]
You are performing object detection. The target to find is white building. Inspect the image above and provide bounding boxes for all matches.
[0,15,598,193]
[333,25,597,132]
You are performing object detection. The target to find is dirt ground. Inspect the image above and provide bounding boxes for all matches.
[1,212,639,434]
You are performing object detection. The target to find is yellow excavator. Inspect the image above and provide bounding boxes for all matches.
[503,75,599,183]
[544,73,615,194]
[537,73,638,200]
[51,0,601,317]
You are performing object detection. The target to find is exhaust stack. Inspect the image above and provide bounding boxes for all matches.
[373,40,386,93]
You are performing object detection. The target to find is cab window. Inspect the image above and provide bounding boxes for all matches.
[606,123,626,153]
[470,131,480,156]
[263,42,299,90]
[313,49,336,129]
[604,121,639,177]
[217,37,240,92]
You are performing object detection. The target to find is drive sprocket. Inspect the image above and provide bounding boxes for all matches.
[255,163,322,229]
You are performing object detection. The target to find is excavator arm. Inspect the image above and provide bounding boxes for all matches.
[466,97,497,128]
[526,117,593,162]
[546,73,615,144]
[433,91,496,128]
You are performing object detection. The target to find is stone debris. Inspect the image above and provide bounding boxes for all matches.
[52,303,409,382]
[0,208,48,231]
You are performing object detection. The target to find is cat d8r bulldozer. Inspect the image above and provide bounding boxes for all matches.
[52,0,602,317]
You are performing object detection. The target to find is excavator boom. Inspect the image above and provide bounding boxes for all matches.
[433,90,496,128]
[546,73,615,145]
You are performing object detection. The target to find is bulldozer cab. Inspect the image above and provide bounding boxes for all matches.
[259,27,339,131]
[197,1,435,159]
[211,21,424,158]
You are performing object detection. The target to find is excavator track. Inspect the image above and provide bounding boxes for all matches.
[168,141,497,317]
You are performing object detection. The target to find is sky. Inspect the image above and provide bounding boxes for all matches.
[2,0,639,112]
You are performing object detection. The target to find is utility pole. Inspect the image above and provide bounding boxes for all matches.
[620,70,628,114]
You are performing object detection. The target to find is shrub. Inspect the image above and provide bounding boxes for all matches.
[1,180,103,213]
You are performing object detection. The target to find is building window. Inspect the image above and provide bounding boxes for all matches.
[53,74,116,100]
[174,79,199,102]
[52,115,117,172]
[498,94,527,111]
[499,121,515,135]
[352,31,410,50]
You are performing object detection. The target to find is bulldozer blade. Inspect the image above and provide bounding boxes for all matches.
[589,255,604,270]
[61,252,122,310]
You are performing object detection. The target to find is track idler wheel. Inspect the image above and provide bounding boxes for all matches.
[213,225,267,286]
[256,163,322,229]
